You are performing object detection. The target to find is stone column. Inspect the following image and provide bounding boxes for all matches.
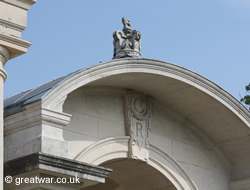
[0,1,36,189]
[0,45,9,190]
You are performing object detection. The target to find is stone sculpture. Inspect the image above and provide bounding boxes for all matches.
[113,17,141,59]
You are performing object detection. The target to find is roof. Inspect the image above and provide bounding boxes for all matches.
[4,74,72,117]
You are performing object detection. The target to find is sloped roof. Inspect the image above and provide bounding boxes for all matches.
[4,73,75,117]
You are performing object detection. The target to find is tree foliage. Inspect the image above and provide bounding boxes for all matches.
[241,83,250,110]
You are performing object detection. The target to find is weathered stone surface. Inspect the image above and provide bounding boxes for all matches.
[0,1,34,59]
[4,108,71,161]
[4,152,112,182]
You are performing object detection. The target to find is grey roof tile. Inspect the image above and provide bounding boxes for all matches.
[4,75,68,117]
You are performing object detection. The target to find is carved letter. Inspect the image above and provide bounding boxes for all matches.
[123,90,153,162]
[136,122,144,138]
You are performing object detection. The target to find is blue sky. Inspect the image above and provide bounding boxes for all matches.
[4,0,250,104]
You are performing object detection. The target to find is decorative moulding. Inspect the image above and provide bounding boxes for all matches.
[40,58,250,129]
[74,136,197,190]
[74,136,130,164]
[4,152,112,183]
[149,144,198,190]
[2,0,37,10]
[0,33,32,59]
[0,19,25,32]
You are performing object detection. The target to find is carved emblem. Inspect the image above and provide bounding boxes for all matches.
[123,90,153,162]
[113,17,141,59]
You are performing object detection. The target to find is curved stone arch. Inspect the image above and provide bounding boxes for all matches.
[149,145,198,190]
[74,136,130,165]
[75,136,198,190]
[41,58,250,127]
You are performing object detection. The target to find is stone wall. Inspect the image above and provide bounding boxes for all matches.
[63,87,126,160]
[63,86,231,190]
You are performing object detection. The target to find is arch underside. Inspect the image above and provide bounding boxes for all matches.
[75,137,197,190]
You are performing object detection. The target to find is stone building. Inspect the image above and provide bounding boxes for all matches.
[2,4,250,190]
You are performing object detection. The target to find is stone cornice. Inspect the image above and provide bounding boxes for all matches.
[41,58,250,127]
[4,152,112,183]
[0,33,32,59]
[4,106,72,135]
[0,18,26,32]
[1,0,37,10]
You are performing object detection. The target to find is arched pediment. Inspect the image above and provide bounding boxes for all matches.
[42,58,249,125]
[42,58,250,180]
[4,58,250,181]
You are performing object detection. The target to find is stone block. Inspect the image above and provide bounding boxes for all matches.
[173,141,212,169]
[65,109,98,136]
[150,135,172,157]
[151,116,182,141]
[97,118,125,139]
[41,136,68,158]
[86,96,124,125]
[63,130,98,159]
[180,162,211,190]
[0,1,27,37]
[63,95,87,115]
[4,126,41,161]
[181,124,207,149]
